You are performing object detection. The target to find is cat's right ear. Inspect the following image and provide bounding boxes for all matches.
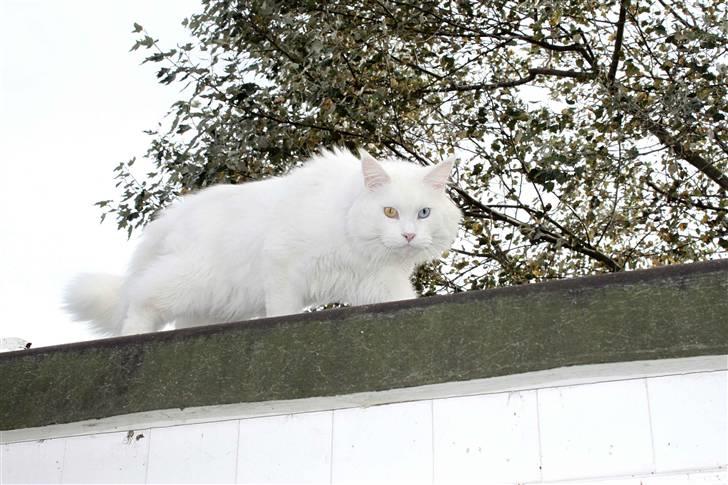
[423,156,456,191]
[360,150,390,191]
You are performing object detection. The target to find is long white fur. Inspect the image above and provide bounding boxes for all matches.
[64,148,462,335]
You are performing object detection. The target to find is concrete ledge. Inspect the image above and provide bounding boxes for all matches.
[4,355,726,444]
[1,260,727,430]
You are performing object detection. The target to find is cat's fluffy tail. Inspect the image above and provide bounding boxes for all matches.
[63,273,123,334]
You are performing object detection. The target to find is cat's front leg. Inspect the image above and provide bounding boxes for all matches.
[262,271,305,318]
[381,278,417,303]
[260,241,306,317]
[356,271,417,306]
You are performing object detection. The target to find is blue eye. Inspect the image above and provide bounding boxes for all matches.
[418,207,431,219]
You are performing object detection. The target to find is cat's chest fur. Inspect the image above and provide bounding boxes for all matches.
[299,248,412,307]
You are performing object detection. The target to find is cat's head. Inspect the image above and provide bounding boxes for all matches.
[347,150,462,264]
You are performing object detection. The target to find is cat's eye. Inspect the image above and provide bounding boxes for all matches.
[418,207,431,219]
[383,207,399,219]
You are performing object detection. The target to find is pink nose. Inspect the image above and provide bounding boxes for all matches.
[402,232,416,243]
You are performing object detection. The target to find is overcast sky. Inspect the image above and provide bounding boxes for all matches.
[1,0,201,348]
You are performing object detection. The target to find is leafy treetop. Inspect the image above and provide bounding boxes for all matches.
[101,0,727,293]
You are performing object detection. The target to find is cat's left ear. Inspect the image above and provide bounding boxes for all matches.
[360,149,390,191]
[423,156,456,190]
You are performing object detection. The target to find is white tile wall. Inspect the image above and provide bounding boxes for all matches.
[648,371,728,472]
[432,390,541,484]
[146,420,239,483]
[2,369,726,484]
[61,429,149,483]
[1,438,65,484]
[237,411,332,484]
[331,400,432,484]
[538,379,654,481]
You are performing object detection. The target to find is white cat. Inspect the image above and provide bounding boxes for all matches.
[64,148,461,335]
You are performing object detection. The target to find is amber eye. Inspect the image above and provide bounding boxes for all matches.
[383,207,399,219]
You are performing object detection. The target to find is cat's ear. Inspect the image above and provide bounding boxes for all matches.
[424,156,455,190]
[360,150,390,191]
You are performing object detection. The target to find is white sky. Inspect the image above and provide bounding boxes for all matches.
[1,0,201,348]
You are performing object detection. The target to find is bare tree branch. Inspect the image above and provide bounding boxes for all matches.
[505,32,596,66]
[426,67,597,93]
[608,0,629,82]
[712,130,728,157]
[450,186,623,271]
[646,180,726,212]
[643,116,728,191]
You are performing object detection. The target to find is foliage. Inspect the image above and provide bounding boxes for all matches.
[102,0,728,293]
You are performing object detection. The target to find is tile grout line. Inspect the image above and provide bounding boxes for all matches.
[329,410,335,485]
[144,428,152,484]
[535,390,545,483]
[523,465,728,484]
[233,420,241,484]
[643,378,658,474]
[430,399,435,485]
[59,437,68,484]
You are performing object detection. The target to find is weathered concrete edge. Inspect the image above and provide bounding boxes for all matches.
[5,259,726,358]
[3,354,726,444]
[1,259,727,430]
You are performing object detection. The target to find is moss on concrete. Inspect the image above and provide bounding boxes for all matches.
[1,260,727,430]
